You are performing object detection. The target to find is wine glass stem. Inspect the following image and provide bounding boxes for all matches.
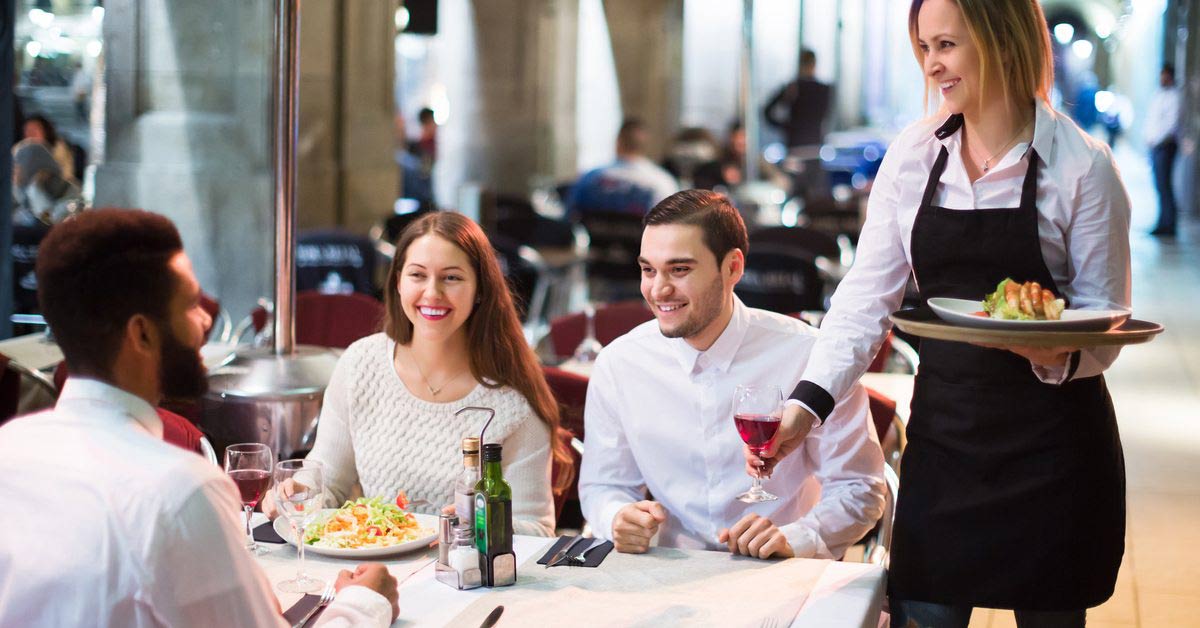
[751,474,763,493]
[243,505,253,544]
[295,523,307,579]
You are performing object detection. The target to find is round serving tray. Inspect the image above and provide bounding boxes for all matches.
[890,309,1163,348]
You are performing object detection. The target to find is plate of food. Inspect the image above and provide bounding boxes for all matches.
[928,279,1130,332]
[274,495,438,558]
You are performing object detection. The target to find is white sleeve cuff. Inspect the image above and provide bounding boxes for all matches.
[777,521,831,559]
[597,500,633,542]
[784,399,821,427]
[316,585,394,628]
[1030,353,1072,385]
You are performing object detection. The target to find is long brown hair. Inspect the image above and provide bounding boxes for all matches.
[384,212,573,492]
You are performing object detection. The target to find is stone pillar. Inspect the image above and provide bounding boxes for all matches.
[603,0,684,159]
[435,0,578,203]
[92,0,397,319]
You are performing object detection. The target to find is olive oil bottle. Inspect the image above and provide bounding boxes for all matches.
[473,443,515,586]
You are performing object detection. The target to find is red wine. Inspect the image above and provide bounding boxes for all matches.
[735,413,781,452]
[229,469,271,507]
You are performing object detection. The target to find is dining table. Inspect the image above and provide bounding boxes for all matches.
[251,515,884,627]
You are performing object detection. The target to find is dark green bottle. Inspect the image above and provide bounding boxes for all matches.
[474,443,515,586]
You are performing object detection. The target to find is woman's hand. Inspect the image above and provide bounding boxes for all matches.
[743,404,818,478]
[972,342,1075,368]
[261,477,296,521]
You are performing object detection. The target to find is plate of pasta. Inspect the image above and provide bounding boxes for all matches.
[273,495,438,558]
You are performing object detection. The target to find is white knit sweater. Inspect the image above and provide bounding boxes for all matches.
[307,333,555,536]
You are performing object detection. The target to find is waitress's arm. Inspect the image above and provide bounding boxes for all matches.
[1027,148,1132,384]
[788,148,914,422]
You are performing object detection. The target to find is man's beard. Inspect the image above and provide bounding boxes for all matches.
[158,321,208,399]
[658,275,725,340]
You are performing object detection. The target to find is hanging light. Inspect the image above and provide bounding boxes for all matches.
[1071,39,1094,60]
[1053,23,1075,45]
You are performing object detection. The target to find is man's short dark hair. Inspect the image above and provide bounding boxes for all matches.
[418,107,435,124]
[1162,63,1175,80]
[36,208,184,377]
[644,190,748,266]
[799,48,817,68]
[617,117,648,154]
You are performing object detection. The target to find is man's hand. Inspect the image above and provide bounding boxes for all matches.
[718,513,795,559]
[972,343,1074,368]
[744,403,817,478]
[261,478,293,520]
[612,501,667,554]
[335,563,400,621]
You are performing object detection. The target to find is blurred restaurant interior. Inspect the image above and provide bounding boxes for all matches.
[2,0,1200,626]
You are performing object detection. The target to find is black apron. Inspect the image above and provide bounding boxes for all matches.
[889,121,1125,611]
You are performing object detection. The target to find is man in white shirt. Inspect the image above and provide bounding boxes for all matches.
[1145,63,1181,237]
[568,118,680,217]
[579,190,885,559]
[0,209,399,627]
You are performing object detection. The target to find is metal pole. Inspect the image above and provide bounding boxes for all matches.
[740,0,760,182]
[1,0,15,339]
[273,0,300,355]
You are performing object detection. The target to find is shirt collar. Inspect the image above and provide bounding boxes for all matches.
[56,377,164,439]
[929,100,1057,165]
[668,295,749,376]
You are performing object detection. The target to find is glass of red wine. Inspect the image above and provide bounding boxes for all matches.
[224,443,274,556]
[733,384,783,503]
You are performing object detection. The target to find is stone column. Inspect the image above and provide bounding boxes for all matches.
[603,0,684,159]
[92,0,397,319]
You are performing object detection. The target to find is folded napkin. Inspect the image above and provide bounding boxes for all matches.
[254,521,286,544]
[535,535,613,568]
[282,594,328,626]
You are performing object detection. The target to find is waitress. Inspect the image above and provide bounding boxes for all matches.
[754,1,1130,626]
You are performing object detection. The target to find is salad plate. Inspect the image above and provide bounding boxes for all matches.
[927,297,1130,332]
[891,308,1162,348]
[274,508,438,559]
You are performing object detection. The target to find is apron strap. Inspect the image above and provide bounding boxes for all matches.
[921,146,950,209]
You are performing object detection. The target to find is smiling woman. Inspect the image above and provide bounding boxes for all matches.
[263,212,570,539]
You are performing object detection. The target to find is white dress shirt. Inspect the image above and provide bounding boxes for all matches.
[579,298,886,559]
[0,378,392,628]
[793,100,1132,416]
[1144,86,1181,147]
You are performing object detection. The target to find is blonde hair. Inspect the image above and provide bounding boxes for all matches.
[908,0,1054,114]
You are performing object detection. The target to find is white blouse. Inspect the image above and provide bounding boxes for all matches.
[796,100,1132,413]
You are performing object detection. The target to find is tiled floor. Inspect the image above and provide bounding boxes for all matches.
[965,145,1200,627]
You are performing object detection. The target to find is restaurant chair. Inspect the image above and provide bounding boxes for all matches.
[749,225,854,269]
[578,211,645,301]
[865,386,905,471]
[863,464,900,567]
[296,229,379,297]
[543,365,589,530]
[735,245,826,314]
[0,352,57,427]
[294,291,384,350]
[369,205,438,259]
[156,407,218,465]
[199,292,232,344]
[867,332,920,375]
[546,300,654,360]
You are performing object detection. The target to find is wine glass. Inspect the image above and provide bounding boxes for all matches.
[274,459,326,594]
[733,384,783,503]
[572,303,604,363]
[224,443,274,556]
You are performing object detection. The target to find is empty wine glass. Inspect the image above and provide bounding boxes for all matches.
[274,459,325,594]
[572,303,604,363]
[224,443,273,556]
[733,384,783,503]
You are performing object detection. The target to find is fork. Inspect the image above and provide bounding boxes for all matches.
[758,618,780,628]
[292,583,335,628]
[567,539,607,566]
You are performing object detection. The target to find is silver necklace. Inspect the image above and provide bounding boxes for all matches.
[968,118,1033,173]
[412,358,469,396]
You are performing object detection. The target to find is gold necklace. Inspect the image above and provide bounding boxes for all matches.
[968,117,1033,173]
[411,356,469,397]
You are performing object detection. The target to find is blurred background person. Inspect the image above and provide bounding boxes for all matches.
[661,126,719,189]
[11,142,83,226]
[764,48,833,201]
[568,117,679,217]
[18,114,76,183]
[1146,63,1181,237]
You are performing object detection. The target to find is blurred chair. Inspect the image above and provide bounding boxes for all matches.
[233,291,384,350]
[490,234,550,327]
[199,292,232,344]
[863,464,900,567]
[749,225,854,269]
[736,246,826,314]
[867,331,919,374]
[369,205,438,259]
[296,229,379,296]
[157,407,217,464]
[10,222,51,331]
[578,211,645,300]
[1,353,57,427]
[547,300,654,360]
[864,386,905,472]
[543,365,589,529]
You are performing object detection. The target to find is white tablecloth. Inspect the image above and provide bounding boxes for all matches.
[251,515,883,627]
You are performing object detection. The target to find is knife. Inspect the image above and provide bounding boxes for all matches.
[479,605,504,628]
[546,536,588,568]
